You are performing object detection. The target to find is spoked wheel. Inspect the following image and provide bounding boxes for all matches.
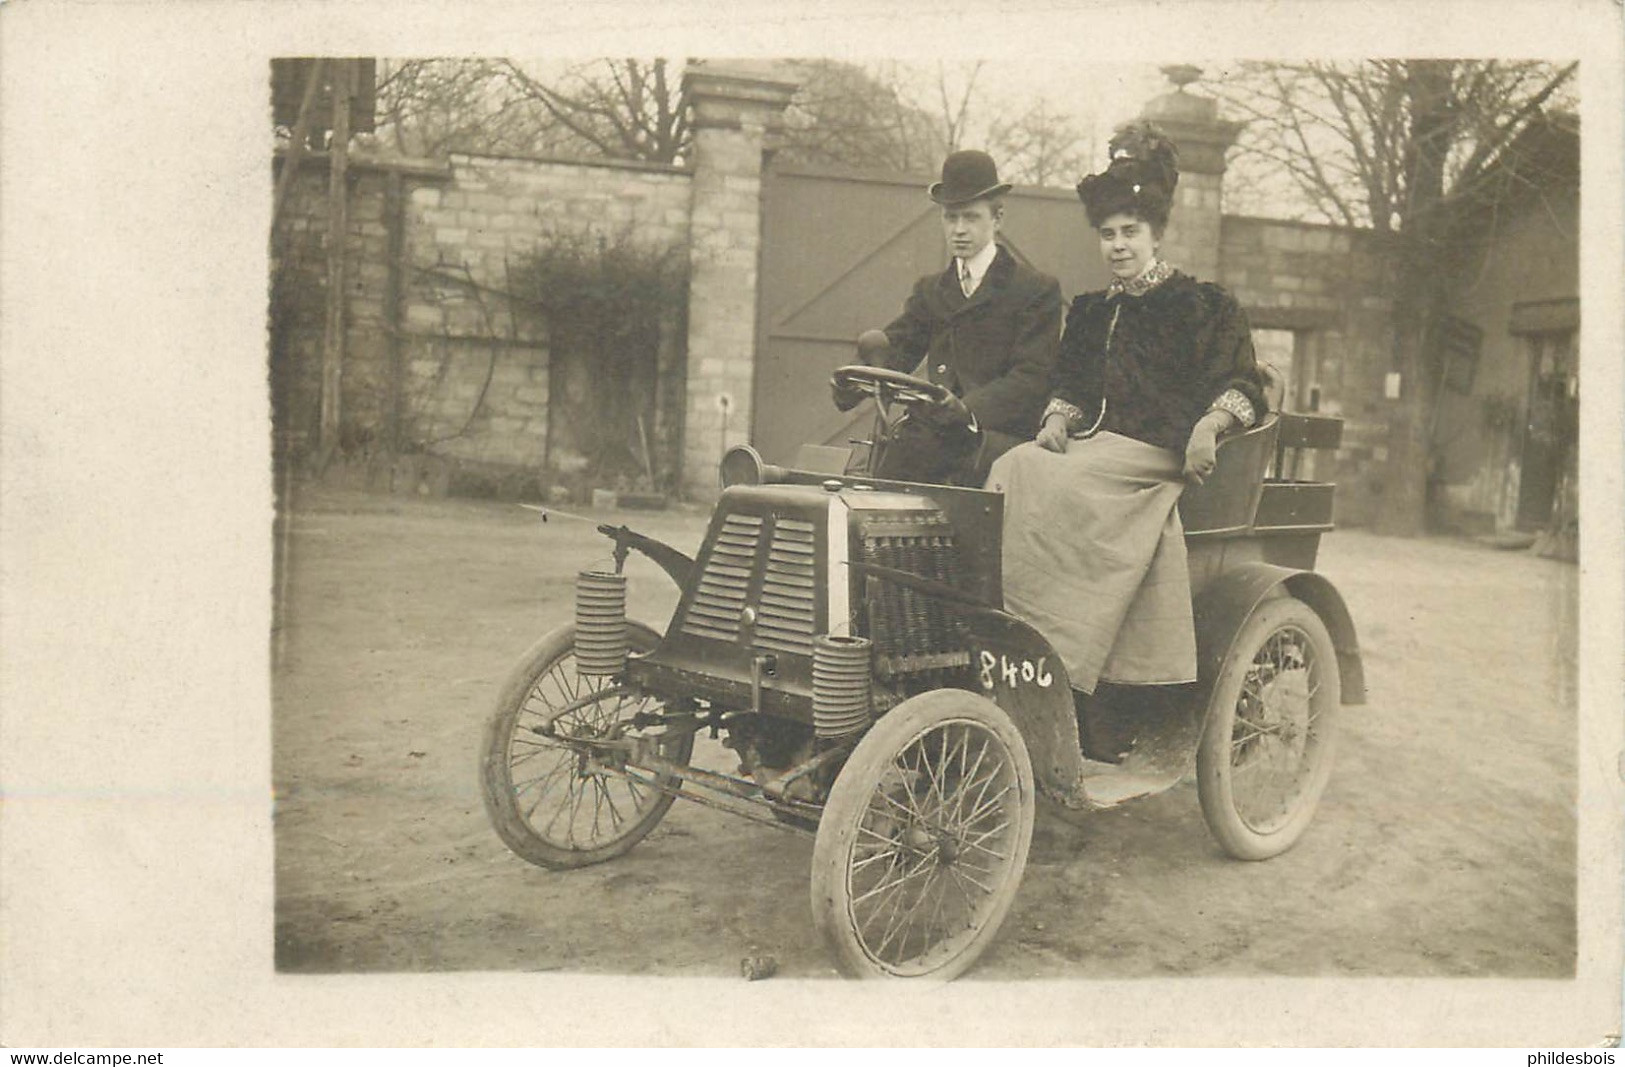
[1197,596,1340,860]
[480,622,694,869]
[811,690,1035,979]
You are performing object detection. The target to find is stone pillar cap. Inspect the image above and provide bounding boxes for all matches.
[681,60,799,104]
[1134,63,1242,173]
[1142,88,1219,124]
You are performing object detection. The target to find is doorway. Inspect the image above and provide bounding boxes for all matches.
[1515,329,1577,531]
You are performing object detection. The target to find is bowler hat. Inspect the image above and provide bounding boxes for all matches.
[929,150,1012,206]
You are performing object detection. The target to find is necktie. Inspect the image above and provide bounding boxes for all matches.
[959,261,973,297]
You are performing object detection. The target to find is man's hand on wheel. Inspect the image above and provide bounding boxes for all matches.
[831,378,866,412]
[919,391,972,429]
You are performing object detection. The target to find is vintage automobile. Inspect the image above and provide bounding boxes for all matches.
[479,364,1366,979]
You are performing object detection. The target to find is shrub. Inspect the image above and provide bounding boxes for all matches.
[508,225,687,491]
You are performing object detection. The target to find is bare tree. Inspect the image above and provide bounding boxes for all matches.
[370,58,550,159]
[496,59,689,163]
[1214,60,1577,535]
[985,98,1094,187]
[366,58,1065,181]
[934,61,984,152]
[370,57,696,164]
[366,58,691,164]
[1216,61,1573,229]
[774,59,945,174]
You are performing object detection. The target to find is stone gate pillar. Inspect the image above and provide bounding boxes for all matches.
[1139,66,1242,282]
[679,62,797,495]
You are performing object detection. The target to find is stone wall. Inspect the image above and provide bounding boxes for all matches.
[408,154,691,478]
[273,162,411,457]
[1218,216,1396,527]
[271,151,693,487]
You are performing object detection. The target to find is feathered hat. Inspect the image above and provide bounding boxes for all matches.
[1075,121,1181,230]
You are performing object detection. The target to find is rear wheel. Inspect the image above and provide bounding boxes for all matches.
[480,622,693,869]
[811,690,1035,979]
[1197,596,1340,860]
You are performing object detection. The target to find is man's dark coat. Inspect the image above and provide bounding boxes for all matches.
[879,243,1063,452]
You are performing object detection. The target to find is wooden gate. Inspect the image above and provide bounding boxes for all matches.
[752,164,1111,464]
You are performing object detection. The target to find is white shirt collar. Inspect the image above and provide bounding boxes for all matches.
[956,241,999,291]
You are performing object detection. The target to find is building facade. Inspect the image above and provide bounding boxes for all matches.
[1429,114,1579,538]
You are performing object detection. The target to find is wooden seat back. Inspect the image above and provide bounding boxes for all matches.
[1179,416,1277,535]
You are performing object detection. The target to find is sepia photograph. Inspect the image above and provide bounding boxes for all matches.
[2,0,1621,1050]
[269,54,1582,980]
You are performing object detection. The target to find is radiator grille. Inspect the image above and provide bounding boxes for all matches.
[755,518,818,654]
[859,513,970,679]
[681,513,761,642]
[679,513,819,655]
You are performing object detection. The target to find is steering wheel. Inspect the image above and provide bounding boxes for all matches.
[831,365,957,479]
[831,364,952,409]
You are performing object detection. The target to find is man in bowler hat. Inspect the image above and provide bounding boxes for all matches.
[833,149,1062,484]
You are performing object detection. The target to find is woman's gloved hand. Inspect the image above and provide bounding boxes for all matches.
[1037,412,1070,454]
[1183,410,1235,485]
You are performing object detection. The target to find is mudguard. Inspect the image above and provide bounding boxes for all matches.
[848,561,1092,810]
[1192,562,1368,709]
[1038,563,1366,799]
[851,559,1368,808]
[962,611,1094,811]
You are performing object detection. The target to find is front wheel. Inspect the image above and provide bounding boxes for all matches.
[480,622,694,870]
[811,690,1036,979]
[1197,595,1340,860]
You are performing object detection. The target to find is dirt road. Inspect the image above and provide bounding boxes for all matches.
[273,486,1576,978]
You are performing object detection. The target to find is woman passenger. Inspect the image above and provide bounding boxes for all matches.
[986,122,1265,758]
